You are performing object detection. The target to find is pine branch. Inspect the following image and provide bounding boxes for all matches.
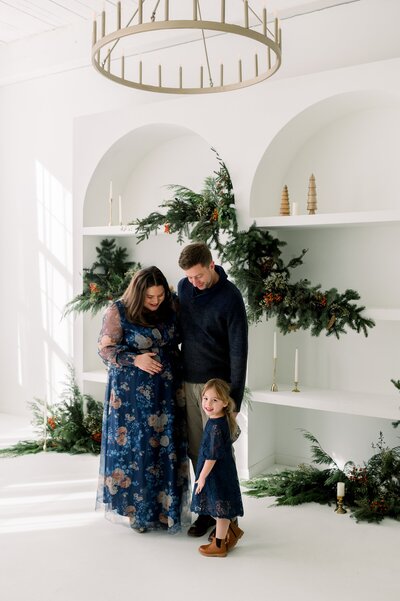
[0,365,103,457]
[301,430,338,467]
[63,240,140,317]
[242,428,400,523]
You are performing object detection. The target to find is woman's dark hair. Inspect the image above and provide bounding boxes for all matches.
[122,266,172,325]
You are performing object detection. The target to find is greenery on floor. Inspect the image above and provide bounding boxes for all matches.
[0,366,103,457]
[242,390,400,524]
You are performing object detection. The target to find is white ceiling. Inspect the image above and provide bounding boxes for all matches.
[0,0,360,45]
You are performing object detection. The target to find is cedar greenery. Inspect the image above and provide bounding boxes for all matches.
[131,148,374,337]
[0,366,103,457]
[133,148,237,253]
[242,415,400,524]
[64,238,141,316]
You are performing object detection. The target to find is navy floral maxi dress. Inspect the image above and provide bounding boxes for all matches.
[96,300,191,533]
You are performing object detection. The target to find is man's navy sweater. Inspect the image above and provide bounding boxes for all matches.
[177,265,248,411]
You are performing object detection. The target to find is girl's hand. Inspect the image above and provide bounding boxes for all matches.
[134,352,162,375]
[195,476,206,493]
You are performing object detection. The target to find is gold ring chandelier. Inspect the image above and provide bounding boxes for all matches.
[92,1,282,94]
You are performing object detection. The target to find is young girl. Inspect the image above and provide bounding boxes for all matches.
[191,378,244,557]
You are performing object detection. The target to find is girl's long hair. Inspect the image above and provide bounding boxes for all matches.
[121,266,173,326]
[202,378,237,439]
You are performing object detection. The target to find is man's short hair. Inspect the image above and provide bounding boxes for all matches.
[178,242,213,270]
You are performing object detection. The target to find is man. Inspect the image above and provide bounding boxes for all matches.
[177,242,248,537]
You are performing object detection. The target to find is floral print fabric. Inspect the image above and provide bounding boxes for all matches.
[96,300,190,533]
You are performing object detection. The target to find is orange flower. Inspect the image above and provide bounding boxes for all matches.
[164,224,171,234]
[315,294,327,306]
[211,208,219,222]
[262,292,283,306]
[89,282,99,294]
[91,432,102,443]
[47,417,56,430]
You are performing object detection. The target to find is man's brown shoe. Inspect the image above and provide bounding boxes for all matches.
[187,514,216,537]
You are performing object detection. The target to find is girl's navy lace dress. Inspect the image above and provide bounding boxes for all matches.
[191,416,244,519]
[96,300,190,533]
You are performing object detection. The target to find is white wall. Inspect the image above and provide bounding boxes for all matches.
[1,0,399,479]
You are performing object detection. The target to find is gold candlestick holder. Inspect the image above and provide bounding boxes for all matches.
[292,381,300,392]
[335,496,347,514]
[271,358,278,391]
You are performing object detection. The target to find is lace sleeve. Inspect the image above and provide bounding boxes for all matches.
[98,303,136,367]
[204,423,227,460]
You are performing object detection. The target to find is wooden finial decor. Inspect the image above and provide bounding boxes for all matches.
[280,185,290,216]
[307,174,317,215]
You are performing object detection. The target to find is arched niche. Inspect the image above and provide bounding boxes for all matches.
[83,123,219,227]
[250,90,400,218]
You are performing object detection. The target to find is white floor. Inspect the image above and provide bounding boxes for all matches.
[1,413,399,601]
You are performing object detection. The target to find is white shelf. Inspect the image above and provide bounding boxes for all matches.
[253,210,400,230]
[83,370,108,384]
[83,225,136,236]
[251,387,400,421]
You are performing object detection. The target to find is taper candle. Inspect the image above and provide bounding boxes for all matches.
[294,348,299,381]
[118,194,122,224]
[108,199,112,226]
[291,202,298,215]
[273,331,277,359]
[337,482,345,497]
[109,180,113,200]
[43,398,47,451]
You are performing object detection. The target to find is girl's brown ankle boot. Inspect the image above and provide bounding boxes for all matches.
[226,521,244,550]
[198,537,228,557]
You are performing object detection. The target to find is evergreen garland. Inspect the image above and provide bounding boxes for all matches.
[242,419,400,524]
[260,273,375,338]
[131,149,374,337]
[132,148,237,254]
[64,238,141,316]
[0,366,103,457]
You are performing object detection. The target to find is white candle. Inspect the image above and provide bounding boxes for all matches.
[43,398,47,451]
[294,348,299,382]
[337,482,345,497]
[291,202,298,215]
[273,331,277,359]
[108,197,112,226]
[109,180,113,200]
[118,195,122,224]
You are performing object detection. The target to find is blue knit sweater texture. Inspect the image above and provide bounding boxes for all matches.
[177,265,248,411]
